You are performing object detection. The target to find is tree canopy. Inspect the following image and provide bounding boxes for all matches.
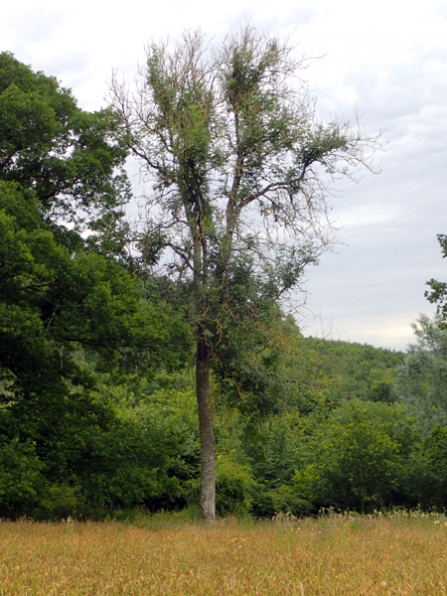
[0,52,189,401]
[0,51,133,257]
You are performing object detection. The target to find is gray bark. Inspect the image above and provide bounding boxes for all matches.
[196,335,215,522]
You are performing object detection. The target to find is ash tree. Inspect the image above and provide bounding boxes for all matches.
[112,26,377,521]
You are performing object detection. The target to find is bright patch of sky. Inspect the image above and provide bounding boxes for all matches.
[2,0,447,350]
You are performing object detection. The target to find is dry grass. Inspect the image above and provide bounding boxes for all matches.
[1,512,447,595]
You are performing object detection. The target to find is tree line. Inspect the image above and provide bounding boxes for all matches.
[1,31,447,520]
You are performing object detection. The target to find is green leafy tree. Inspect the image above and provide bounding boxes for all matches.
[0,53,191,398]
[0,180,183,393]
[394,314,447,430]
[293,401,411,512]
[426,234,447,321]
[0,180,193,516]
[394,234,447,429]
[0,55,193,517]
[112,26,378,520]
[0,51,131,254]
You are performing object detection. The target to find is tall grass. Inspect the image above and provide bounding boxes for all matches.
[1,511,447,595]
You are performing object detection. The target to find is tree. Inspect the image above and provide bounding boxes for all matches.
[394,314,447,430]
[426,234,447,322]
[112,26,378,520]
[293,400,411,513]
[0,179,185,388]
[393,236,447,430]
[0,54,187,397]
[0,51,130,252]
[0,56,193,517]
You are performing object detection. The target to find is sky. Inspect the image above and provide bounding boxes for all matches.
[2,0,447,350]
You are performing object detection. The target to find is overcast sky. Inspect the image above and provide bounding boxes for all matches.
[3,0,447,350]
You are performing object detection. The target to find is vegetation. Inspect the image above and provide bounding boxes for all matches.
[1,513,447,594]
[1,35,447,526]
[426,234,447,321]
[111,26,378,520]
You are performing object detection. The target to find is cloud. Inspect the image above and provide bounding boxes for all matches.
[4,4,65,47]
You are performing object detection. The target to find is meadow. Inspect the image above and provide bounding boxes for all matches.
[1,512,447,595]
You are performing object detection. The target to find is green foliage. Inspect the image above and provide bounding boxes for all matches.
[240,411,314,517]
[247,412,306,489]
[215,452,255,516]
[2,49,446,522]
[212,273,288,416]
[213,310,404,421]
[0,371,201,518]
[0,56,193,519]
[426,234,447,321]
[395,314,447,430]
[300,401,408,512]
[0,180,186,400]
[0,51,130,241]
[0,437,44,517]
[40,485,80,519]
[0,54,189,412]
[236,399,419,516]
[289,336,404,409]
[90,372,201,512]
[74,418,183,511]
[416,426,447,509]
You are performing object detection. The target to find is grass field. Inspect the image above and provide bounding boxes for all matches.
[1,511,446,595]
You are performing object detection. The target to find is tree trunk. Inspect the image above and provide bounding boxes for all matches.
[196,335,216,522]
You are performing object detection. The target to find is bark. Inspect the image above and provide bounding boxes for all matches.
[196,334,215,522]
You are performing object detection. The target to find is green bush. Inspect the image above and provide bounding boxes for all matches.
[0,438,44,517]
[404,426,447,511]
[39,485,80,519]
[294,401,411,513]
[215,452,256,516]
[251,484,314,518]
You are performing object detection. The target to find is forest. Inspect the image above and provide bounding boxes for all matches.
[2,34,447,523]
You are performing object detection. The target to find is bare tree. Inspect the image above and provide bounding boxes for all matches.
[111,25,378,521]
